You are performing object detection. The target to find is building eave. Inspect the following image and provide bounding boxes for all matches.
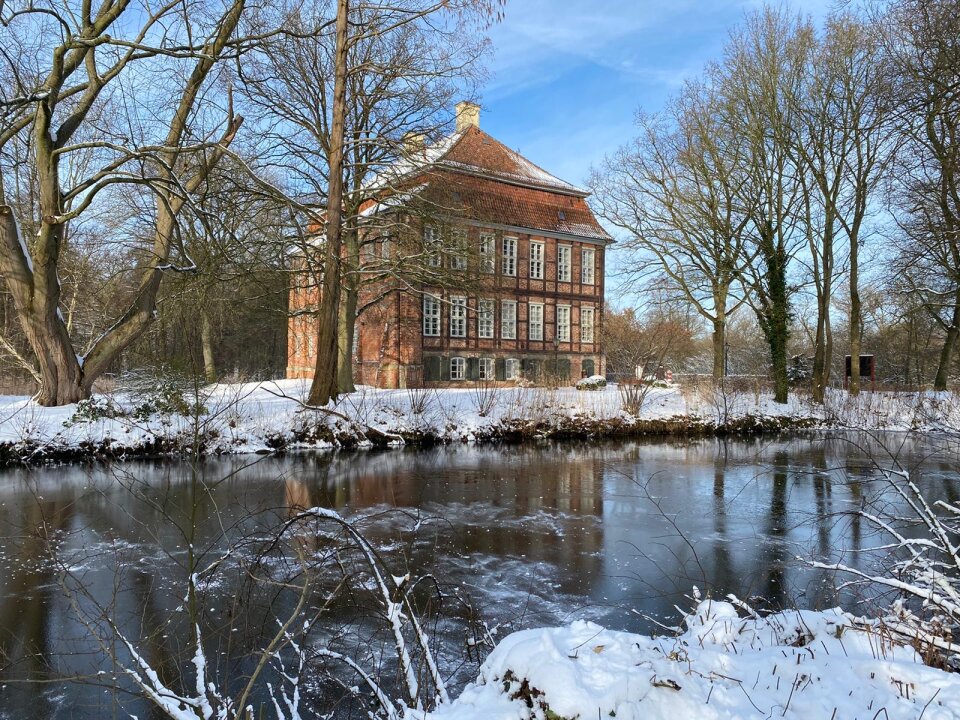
[448,217,613,245]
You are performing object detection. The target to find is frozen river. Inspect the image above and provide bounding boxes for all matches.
[0,434,957,718]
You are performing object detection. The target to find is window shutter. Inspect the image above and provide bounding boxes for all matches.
[582,358,595,377]
[424,356,440,381]
[559,358,571,379]
[495,358,506,381]
[527,359,541,380]
[467,357,480,380]
[440,356,450,381]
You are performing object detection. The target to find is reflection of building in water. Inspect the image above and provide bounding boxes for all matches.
[278,447,606,595]
[280,447,604,517]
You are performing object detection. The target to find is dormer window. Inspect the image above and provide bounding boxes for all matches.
[558,210,566,221]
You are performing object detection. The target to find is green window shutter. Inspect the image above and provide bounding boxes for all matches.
[582,358,595,377]
[495,358,506,381]
[529,359,541,380]
[440,356,451,381]
[467,357,480,380]
[424,356,440,381]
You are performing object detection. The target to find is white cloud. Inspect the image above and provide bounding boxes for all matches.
[484,0,837,99]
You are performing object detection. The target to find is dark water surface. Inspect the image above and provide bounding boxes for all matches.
[1,434,958,718]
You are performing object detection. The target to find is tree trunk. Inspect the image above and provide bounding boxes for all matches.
[811,300,833,403]
[768,272,790,404]
[933,287,960,391]
[337,226,360,394]
[0,206,88,405]
[848,234,861,395]
[711,316,726,385]
[811,225,833,405]
[758,234,790,405]
[307,0,350,407]
[770,327,789,404]
[337,282,358,394]
[201,310,217,383]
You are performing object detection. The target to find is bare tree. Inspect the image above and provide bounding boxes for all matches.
[885,0,960,391]
[719,8,810,404]
[0,0,253,405]
[791,14,895,401]
[240,0,492,401]
[591,80,752,385]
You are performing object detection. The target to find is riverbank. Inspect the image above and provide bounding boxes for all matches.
[417,600,960,720]
[0,379,957,466]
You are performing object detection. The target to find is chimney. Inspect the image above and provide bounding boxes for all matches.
[402,130,426,155]
[455,101,480,132]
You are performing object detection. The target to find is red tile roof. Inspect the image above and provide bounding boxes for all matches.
[364,125,611,242]
[419,170,611,242]
[437,127,587,196]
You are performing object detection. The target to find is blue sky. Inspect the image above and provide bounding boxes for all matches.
[478,0,836,189]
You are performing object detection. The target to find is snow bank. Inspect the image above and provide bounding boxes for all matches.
[1,380,958,463]
[417,601,960,720]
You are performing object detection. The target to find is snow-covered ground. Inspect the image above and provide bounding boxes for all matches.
[419,600,960,720]
[0,379,958,460]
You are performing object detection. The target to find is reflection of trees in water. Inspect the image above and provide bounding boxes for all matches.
[1,437,958,717]
[758,452,789,610]
[0,497,73,717]
[710,440,735,599]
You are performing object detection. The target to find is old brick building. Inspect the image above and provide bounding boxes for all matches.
[287,102,611,387]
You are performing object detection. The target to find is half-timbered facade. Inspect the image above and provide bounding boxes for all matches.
[287,102,611,387]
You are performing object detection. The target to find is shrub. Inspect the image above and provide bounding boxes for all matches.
[576,375,607,391]
[120,370,207,422]
[64,396,124,426]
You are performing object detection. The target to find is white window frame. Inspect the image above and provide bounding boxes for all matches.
[557,245,572,282]
[502,236,517,276]
[505,358,520,380]
[423,295,440,336]
[478,299,495,339]
[479,232,495,274]
[582,247,596,285]
[501,300,517,339]
[580,307,595,343]
[450,357,466,380]
[529,241,544,279]
[424,225,441,267]
[451,228,468,271]
[528,302,544,341]
[557,305,571,342]
[449,296,467,337]
[479,357,494,380]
